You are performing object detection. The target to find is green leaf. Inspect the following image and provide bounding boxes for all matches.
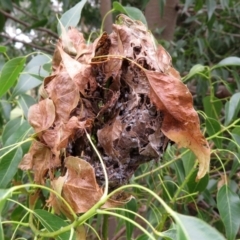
[182,151,195,176]
[220,0,229,9]
[225,92,240,125]
[0,56,5,71]
[2,117,22,145]
[113,2,147,26]
[0,0,13,10]
[0,147,22,188]
[176,213,225,240]
[0,96,11,121]
[0,189,12,213]
[161,228,177,240]
[18,94,36,119]
[29,19,48,29]
[25,54,51,71]
[183,64,205,82]
[0,46,6,53]
[0,57,26,98]
[125,199,138,240]
[34,209,71,240]
[217,185,240,240]
[12,73,42,97]
[217,56,240,67]
[183,0,194,12]
[57,0,87,35]
[203,96,222,119]
[187,170,209,193]
[0,217,4,240]
[172,160,185,183]
[12,55,50,97]
[136,234,148,240]
[206,0,216,20]
[205,117,222,148]
[5,121,31,146]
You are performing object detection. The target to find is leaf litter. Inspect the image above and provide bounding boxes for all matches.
[19,14,210,214]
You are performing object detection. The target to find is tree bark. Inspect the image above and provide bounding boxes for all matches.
[100,0,112,33]
[145,0,179,41]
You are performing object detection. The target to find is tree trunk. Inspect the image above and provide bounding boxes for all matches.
[100,0,112,33]
[145,0,179,41]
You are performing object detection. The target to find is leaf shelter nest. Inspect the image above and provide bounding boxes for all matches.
[19,14,210,214]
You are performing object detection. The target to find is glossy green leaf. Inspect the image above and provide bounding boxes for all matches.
[176,213,225,240]
[5,121,32,146]
[12,55,50,97]
[25,54,51,71]
[182,151,195,176]
[125,199,138,240]
[12,73,42,97]
[0,46,6,53]
[0,147,22,188]
[18,94,36,119]
[217,185,240,240]
[217,56,240,67]
[0,189,12,213]
[57,0,87,35]
[0,96,11,121]
[187,170,209,193]
[161,228,177,240]
[43,62,52,73]
[206,0,216,20]
[183,64,205,82]
[113,2,147,26]
[203,96,222,119]
[34,209,71,240]
[205,118,222,148]
[225,92,240,125]
[0,57,26,98]
[172,160,185,183]
[2,117,22,145]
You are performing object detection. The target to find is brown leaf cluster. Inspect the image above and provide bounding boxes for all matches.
[19,14,210,214]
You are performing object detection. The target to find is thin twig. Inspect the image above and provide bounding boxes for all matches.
[0,33,54,54]
[12,3,39,21]
[0,9,58,39]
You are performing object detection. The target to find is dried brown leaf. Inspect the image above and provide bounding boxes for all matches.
[19,140,59,183]
[145,70,210,179]
[62,156,103,213]
[28,98,55,133]
[97,118,123,159]
[46,71,79,123]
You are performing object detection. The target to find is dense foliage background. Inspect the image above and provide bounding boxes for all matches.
[0,0,240,239]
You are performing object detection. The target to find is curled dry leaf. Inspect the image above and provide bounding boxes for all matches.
[20,14,210,214]
[61,156,103,213]
[19,140,59,184]
[45,71,79,123]
[28,98,55,133]
[145,70,210,179]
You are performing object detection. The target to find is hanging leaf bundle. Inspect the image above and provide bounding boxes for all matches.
[19,14,210,214]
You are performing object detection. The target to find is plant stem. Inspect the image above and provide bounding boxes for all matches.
[102,215,109,240]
